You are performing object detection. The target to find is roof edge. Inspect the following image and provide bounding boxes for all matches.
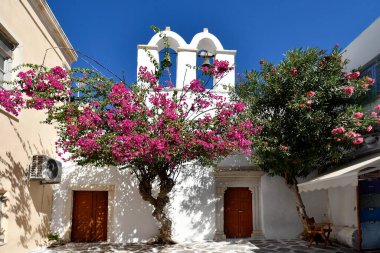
[28,0,78,65]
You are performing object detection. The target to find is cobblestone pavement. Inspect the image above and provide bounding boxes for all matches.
[30,239,356,253]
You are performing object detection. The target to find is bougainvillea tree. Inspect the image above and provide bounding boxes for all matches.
[0,32,255,244]
[236,46,379,228]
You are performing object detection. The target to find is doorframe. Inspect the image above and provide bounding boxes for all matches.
[212,168,264,240]
[62,184,115,242]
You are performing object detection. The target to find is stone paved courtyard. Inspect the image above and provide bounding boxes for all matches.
[29,239,357,253]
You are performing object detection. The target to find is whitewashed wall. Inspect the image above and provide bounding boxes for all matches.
[328,185,357,227]
[51,162,338,241]
[51,164,217,243]
[302,190,330,223]
[343,17,380,71]
[261,175,304,239]
[170,166,216,242]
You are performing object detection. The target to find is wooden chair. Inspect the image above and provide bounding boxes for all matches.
[305,217,332,248]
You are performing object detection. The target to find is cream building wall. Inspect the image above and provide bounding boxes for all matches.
[0,1,76,252]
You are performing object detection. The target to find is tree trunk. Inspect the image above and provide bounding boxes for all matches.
[286,176,310,229]
[137,168,175,244]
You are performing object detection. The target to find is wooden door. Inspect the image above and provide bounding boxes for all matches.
[71,191,108,242]
[224,187,253,238]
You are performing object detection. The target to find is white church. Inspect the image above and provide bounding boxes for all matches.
[50,27,378,249]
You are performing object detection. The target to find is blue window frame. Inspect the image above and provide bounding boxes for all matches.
[361,60,380,103]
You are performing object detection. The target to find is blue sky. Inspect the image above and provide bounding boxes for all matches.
[48,0,380,83]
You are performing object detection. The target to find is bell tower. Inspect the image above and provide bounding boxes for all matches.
[137,27,236,91]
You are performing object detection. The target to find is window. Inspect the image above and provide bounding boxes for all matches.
[0,55,5,82]
[0,24,18,88]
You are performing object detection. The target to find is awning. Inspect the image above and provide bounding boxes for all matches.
[298,153,380,192]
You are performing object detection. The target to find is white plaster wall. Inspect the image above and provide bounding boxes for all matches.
[218,154,252,168]
[301,190,330,223]
[298,172,330,224]
[51,163,217,242]
[176,50,197,89]
[137,46,158,79]
[260,175,304,239]
[260,173,330,239]
[328,185,357,227]
[170,166,216,242]
[214,51,236,91]
[343,17,380,71]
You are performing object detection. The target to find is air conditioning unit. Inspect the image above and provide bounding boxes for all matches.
[29,155,62,184]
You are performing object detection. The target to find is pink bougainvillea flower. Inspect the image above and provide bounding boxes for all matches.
[213,59,233,79]
[367,125,373,132]
[0,89,24,116]
[138,66,157,84]
[189,79,205,92]
[91,101,100,107]
[234,102,245,112]
[153,85,163,92]
[375,104,380,111]
[306,100,312,106]
[279,145,289,150]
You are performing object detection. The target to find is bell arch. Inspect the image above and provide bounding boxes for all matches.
[190,28,224,52]
[148,30,187,52]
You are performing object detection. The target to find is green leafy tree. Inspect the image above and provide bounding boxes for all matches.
[236,47,378,228]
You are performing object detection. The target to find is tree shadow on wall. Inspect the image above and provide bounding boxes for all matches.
[0,119,53,248]
[170,165,216,241]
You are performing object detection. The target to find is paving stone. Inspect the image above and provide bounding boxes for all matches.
[29,239,355,253]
